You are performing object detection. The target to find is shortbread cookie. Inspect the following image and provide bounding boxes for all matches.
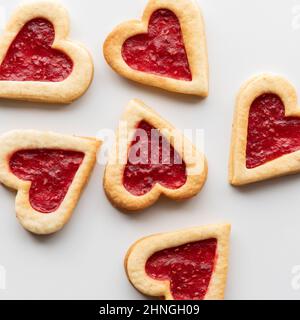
[104,99,207,211]
[229,74,300,185]
[0,1,93,103]
[125,224,231,300]
[104,0,208,96]
[0,130,100,235]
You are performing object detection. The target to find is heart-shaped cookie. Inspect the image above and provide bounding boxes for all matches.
[0,1,93,103]
[104,99,207,211]
[125,224,231,300]
[229,74,300,185]
[10,149,85,214]
[123,120,187,196]
[0,131,101,235]
[0,18,73,82]
[103,0,208,96]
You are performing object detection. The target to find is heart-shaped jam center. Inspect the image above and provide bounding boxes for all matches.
[9,149,84,213]
[246,93,300,168]
[122,9,192,81]
[0,18,73,82]
[123,121,187,196]
[146,239,217,300]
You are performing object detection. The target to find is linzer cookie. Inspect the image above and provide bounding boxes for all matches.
[103,0,208,96]
[125,224,231,300]
[104,99,207,211]
[229,74,300,185]
[0,1,93,103]
[0,130,101,234]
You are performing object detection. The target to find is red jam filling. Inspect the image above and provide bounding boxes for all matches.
[146,239,217,300]
[123,121,187,196]
[0,18,73,82]
[122,9,192,81]
[246,93,300,168]
[9,149,84,214]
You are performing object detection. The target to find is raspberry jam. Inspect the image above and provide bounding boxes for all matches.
[146,239,217,300]
[9,149,84,213]
[246,93,300,168]
[0,18,73,82]
[123,121,187,196]
[122,9,192,81]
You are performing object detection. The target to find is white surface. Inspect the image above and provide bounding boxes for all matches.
[0,0,299,300]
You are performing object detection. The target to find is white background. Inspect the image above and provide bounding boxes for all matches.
[0,0,300,300]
